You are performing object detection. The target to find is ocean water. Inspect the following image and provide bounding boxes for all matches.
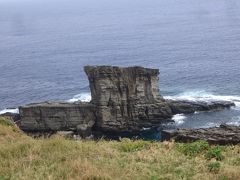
[1,0,240,129]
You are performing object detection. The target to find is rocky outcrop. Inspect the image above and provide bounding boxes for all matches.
[19,65,236,136]
[166,100,234,114]
[161,124,240,145]
[84,66,172,132]
[19,102,96,136]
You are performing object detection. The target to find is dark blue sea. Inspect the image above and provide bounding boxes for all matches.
[1,0,240,129]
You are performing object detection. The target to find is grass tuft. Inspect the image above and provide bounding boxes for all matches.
[207,162,221,173]
[176,140,210,156]
[117,138,150,152]
[0,117,14,127]
[205,146,224,161]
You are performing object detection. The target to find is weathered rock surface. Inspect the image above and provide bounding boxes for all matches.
[166,100,234,114]
[19,65,236,136]
[84,66,172,132]
[19,102,96,132]
[161,124,240,145]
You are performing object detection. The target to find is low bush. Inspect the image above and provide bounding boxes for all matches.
[117,138,150,152]
[205,146,224,161]
[207,162,221,173]
[176,140,210,156]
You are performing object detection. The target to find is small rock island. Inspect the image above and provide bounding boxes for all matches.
[18,66,238,143]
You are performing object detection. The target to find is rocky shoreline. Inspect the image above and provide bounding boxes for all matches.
[162,124,240,145]
[2,66,238,144]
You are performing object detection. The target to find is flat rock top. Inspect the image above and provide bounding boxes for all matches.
[20,101,93,108]
[162,124,240,145]
[84,65,159,76]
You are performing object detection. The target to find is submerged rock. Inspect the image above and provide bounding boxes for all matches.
[161,124,240,145]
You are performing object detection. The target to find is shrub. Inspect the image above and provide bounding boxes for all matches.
[118,138,150,152]
[176,140,210,156]
[205,146,224,161]
[207,162,221,173]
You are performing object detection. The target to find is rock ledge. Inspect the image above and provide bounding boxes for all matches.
[162,124,240,145]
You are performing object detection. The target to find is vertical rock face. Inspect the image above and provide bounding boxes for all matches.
[84,66,172,132]
[19,102,96,132]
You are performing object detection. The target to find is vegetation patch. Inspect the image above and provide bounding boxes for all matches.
[205,146,224,161]
[0,117,239,180]
[176,140,210,156]
[232,157,240,166]
[176,140,225,161]
[207,162,221,173]
[0,117,14,127]
[117,138,150,152]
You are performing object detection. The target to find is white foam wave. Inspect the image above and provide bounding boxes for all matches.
[172,114,186,125]
[200,122,220,128]
[164,90,240,110]
[68,92,91,103]
[227,116,240,126]
[0,108,19,115]
[142,127,151,131]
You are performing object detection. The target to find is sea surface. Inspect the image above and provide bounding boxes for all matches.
[1,0,240,129]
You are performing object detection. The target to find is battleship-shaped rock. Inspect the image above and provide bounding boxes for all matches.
[19,66,234,134]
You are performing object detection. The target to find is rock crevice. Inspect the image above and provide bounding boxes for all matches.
[84,66,172,132]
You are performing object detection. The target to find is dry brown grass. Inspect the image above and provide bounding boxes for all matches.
[0,117,239,180]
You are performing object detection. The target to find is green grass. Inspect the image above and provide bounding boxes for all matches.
[207,162,221,173]
[0,117,240,180]
[0,117,14,127]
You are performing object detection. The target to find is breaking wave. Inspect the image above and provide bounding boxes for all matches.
[227,116,240,126]
[164,90,240,110]
[200,122,220,128]
[67,92,91,103]
[0,108,19,115]
[171,114,186,125]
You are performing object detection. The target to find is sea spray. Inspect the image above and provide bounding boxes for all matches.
[164,90,240,110]
[171,114,186,125]
[67,92,91,103]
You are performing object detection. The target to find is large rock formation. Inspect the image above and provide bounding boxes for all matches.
[18,65,235,136]
[161,124,240,145]
[84,66,172,132]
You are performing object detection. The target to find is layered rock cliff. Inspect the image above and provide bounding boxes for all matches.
[19,102,96,134]
[84,66,172,132]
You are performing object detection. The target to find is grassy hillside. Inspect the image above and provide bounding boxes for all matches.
[0,117,240,180]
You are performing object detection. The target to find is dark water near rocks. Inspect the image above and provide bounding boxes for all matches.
[1,0,240,129]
